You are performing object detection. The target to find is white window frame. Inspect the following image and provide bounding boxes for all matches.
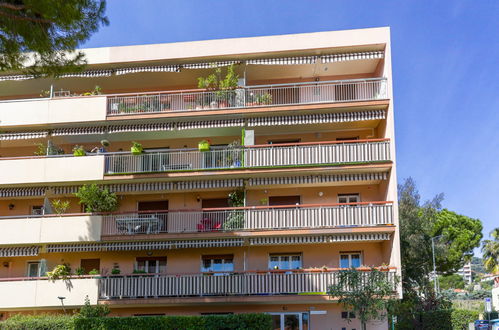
[201,256,234,273]
[268,253,302,270]
[269,312,309,330]
[339,252,362,269]
[337,193,360,204]
[135,257,166,274]
[26,261,41,277]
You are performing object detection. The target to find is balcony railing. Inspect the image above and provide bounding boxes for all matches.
[104,139,391,175]
[98,270,397,299]
[106,78,387,115]
[101,202,393,236]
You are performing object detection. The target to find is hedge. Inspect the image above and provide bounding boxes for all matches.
[393,309,479,330]
[0,313,273,330]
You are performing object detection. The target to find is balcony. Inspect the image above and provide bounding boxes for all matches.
[101,202,393,237]
[0,95,107,128]
[106,78,387,116]
[98,270,397,300]
[0,214,102,245]
[0,154,105,185]
[104,139,391,175]
[0,277,99,309]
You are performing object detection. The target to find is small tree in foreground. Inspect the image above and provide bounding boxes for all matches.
[78,295,110,318]
[328,269,398,330]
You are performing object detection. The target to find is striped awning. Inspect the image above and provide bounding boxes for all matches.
[249,233,391,246]
[247,110,386,127]
[115,65,181,75]
[108,123,174,134]
[320,51,384,63]
[182,61,241,69]
[176,119,244,130]
[0,131,48,141]
[47,238,244,253]
[248,172,388,187]
[0,187,47,198]
[176,179,244,191]
[59,69,113,78]
[0,246,40,257]
[52,126,106,136]
[247,56,318,65]
[0,74,35,82]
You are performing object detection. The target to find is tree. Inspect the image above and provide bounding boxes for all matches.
[0,0,108,76]
[482,228,499,273]
[438,274,465,290]
[328,269,397,330]
[74,184,118,213]
[432,209,482,274]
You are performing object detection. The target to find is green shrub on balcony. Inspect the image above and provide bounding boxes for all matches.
[74,184,119,213]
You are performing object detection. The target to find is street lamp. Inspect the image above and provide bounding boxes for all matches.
[431,235,443,294]
[57,296,66,314]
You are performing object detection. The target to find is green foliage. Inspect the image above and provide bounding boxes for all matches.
[432,209,483,273]
[46,263,71,280]
[439,274,465,290]
[72,145,86,156]
[1,313,272,330]
[328,269,398,330]
[197,64,239,105]
[74,184,118,213]
[78,296,110,318]
[75,267,85,276]
[482,228,499,273]
[223,188,245,230]
[0,0,109,76]
[34,143,64,156]
[228,189,244,207]
[0,314,76,330]
[393,309,478,330]
[88,269,99,275]
[130,141,143,155]
[51,199,70,215]
[111,267,120,275]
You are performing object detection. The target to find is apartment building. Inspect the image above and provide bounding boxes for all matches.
[0,27,400,330]
[457,262,473,285]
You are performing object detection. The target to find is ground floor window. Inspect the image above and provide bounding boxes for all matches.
[270,312,309,330]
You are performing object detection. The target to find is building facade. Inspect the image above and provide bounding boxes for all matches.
[0,27,400,329]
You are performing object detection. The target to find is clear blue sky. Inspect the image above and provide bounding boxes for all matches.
[83,0,499,251]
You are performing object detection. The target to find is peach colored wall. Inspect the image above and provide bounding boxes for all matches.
[0,184,384,217]
[0,242,386,278]
[0,129,378,157]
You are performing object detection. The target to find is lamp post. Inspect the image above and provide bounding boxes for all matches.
[57,296,66,314]
[431,235,443,294]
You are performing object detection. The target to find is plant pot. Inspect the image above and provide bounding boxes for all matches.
[73,149,86,156]
[198,141,210,152]
[131,146,143,155]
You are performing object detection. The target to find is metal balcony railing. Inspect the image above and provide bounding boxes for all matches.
[101,202,393,236]
[106,78,387,115]
[104,139,391,175]
[98,270,397,299]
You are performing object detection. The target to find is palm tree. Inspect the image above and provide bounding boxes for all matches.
[482,228,499,274]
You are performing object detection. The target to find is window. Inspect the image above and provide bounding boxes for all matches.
[268,196,301,206]
[336,137,359,141]
[31,205,43,216]
[269,254,302,270]
[27,262,41,277]
[135,257,167,274]
[201,255,234,273]
[340,252,362,269]
[270,313,309,330]
[268,139,301,145]
[341,311,356,319]
[80,259,100,274]
[337,194,360,204]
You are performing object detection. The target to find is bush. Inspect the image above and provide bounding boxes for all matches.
[0,314,76,330]
[1,313,272,330]
[74,184,118,213]
[451,309,479,330]
[393,309,479,330]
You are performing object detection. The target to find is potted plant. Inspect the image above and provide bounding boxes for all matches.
[46,264,71,281]
[197,64,239,109]
[256,93,272,105]
[131,141,143,155]
[198,139,211,152]
[51,199,70,215]
[75,267,85,276]
[72,145,86,156]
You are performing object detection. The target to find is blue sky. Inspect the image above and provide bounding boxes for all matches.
[83,0,499,251]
